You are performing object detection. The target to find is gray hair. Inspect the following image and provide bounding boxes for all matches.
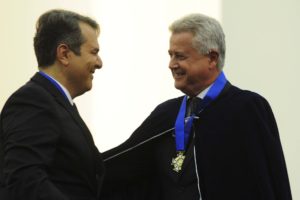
[169,13,226,70]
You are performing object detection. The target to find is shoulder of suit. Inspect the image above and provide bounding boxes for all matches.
[154,96,183,110]
[3,78,55,110]
[224,85,270,111]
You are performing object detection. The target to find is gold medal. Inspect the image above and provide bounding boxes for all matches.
[171,151,186,172]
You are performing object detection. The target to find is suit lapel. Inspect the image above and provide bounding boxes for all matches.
[31,73,95,146]
[31,73,105,194]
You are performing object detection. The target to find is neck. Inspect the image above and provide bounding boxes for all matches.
[186,71,222,97]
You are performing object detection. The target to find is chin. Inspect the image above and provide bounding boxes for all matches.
[175,84,191,96]
[86,82,93,90]
[86,86,92,91]
[174,82,185,91]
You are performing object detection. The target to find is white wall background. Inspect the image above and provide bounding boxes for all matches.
[0,0,299,198]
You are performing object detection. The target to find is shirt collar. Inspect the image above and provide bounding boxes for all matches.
[197,84,212,99]
[188,84,213,99]
[39,71,74,105]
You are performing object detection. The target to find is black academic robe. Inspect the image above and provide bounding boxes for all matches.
[101,82,292,200]
[0,73,105,200]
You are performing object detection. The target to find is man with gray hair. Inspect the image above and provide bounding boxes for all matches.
[102,13,292,200]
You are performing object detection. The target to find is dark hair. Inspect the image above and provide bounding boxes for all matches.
[34,9,99,68]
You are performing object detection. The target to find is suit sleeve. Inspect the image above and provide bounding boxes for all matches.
[238,95,292,199]
[0,88,69,200]
[100,101,179,199]
[100,112,158,199]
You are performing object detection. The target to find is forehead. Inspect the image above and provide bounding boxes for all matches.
[169,32,195,52]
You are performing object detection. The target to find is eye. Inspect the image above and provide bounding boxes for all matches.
[91,48,99,55]
[175,53,187,61]
[169,52,187,60]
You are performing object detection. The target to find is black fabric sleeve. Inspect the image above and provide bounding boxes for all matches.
[100,99,181,200]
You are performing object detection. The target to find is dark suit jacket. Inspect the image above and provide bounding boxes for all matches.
[101,82,292,200]
[0,73,105,200]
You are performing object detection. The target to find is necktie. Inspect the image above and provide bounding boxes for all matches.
[186,97,201,117]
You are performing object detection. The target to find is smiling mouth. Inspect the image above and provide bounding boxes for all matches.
[90,72,94,79]
[172,70,185,79]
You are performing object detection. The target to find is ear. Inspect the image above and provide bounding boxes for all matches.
[207,50,219,70]
[56,44,71,66]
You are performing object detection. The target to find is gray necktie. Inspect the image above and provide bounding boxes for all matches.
[186,97,201,117]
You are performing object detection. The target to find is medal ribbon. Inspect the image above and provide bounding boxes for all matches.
[39,71,69,101]
[175,72,227,151]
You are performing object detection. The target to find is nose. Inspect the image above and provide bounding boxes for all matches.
[169,56,178,69]
[95,55,103,69]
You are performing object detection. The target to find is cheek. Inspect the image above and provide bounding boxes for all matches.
[187,66,208,81]
[86,59,96,69]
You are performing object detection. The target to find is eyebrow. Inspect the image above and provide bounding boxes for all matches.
[169,50,186,55]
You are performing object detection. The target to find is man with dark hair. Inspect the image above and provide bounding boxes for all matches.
[102,13,292,200]
[0,9,103,200]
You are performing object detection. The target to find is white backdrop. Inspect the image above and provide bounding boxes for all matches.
[0,0,299,198]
